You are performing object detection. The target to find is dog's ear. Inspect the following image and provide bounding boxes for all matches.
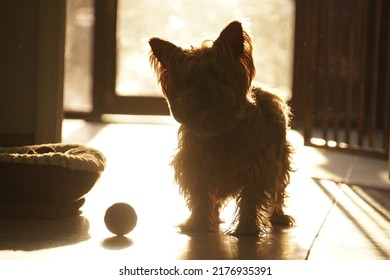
[149,38,179,69]
[214,21,244,58]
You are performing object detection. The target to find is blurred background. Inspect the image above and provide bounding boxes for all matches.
[64,0,295,112]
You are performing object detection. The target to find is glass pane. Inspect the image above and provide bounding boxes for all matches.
[64,0,94,112]
[116,0,295,99]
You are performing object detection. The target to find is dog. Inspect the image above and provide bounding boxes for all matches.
[149,21,294,236]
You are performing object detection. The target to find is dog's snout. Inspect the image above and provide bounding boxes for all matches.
[198,91,214,106]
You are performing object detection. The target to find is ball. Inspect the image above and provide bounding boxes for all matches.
[104,203,137,236]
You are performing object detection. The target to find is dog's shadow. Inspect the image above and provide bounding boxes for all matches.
[0,215,90,251]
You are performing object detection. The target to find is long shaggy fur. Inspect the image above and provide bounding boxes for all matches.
[149,21,294,236]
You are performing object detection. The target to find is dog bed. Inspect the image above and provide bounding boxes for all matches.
[0,143,106,219]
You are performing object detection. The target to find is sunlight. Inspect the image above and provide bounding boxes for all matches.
[75,122,195,259]
[340,184,390,240]
[168,15,185,30]
[219,199,238,232]
[310,137,326,146]
[115,0,295,97]
[303,180,390,259]
[59,120,390,260]
[292,133,329,173]
[327,140,337,148]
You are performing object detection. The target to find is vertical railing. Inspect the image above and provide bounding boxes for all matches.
[292,0,389,159]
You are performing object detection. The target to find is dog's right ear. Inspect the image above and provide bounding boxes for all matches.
[149,38,179,69]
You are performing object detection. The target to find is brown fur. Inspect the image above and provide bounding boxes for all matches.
[149,21,294,236]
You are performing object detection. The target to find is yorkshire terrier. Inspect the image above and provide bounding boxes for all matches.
[149,21,294,236]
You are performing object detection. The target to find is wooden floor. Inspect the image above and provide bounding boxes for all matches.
[0,118,389,260]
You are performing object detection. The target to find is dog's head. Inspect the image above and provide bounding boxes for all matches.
[149,21,255,137]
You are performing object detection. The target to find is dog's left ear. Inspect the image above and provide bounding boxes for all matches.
[149,38,179,69]
[213,21,244,58]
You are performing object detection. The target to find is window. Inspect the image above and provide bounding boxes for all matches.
[64,0,295,117]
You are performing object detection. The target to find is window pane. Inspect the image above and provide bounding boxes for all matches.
[116,0,295,99]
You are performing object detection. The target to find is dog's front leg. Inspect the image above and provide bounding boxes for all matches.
[179,183,220,233]
[231,187,262,236]
[231,181,273,237]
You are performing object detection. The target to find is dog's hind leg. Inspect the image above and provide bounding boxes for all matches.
[270,142,295,227]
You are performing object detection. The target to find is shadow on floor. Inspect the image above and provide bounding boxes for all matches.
[101,236,134,250]
[0,215,90,251]
[178,227,307,260]
[312,178,390,259]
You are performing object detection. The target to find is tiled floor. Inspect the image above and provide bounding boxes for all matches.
[0,119,389,260]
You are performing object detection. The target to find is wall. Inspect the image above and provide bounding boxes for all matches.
[0,0,65,146]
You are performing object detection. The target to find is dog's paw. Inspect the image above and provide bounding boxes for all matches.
[228,224,266,237]
[178,219,217,233]
[270,213,295,227]
[228,229,259,237]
